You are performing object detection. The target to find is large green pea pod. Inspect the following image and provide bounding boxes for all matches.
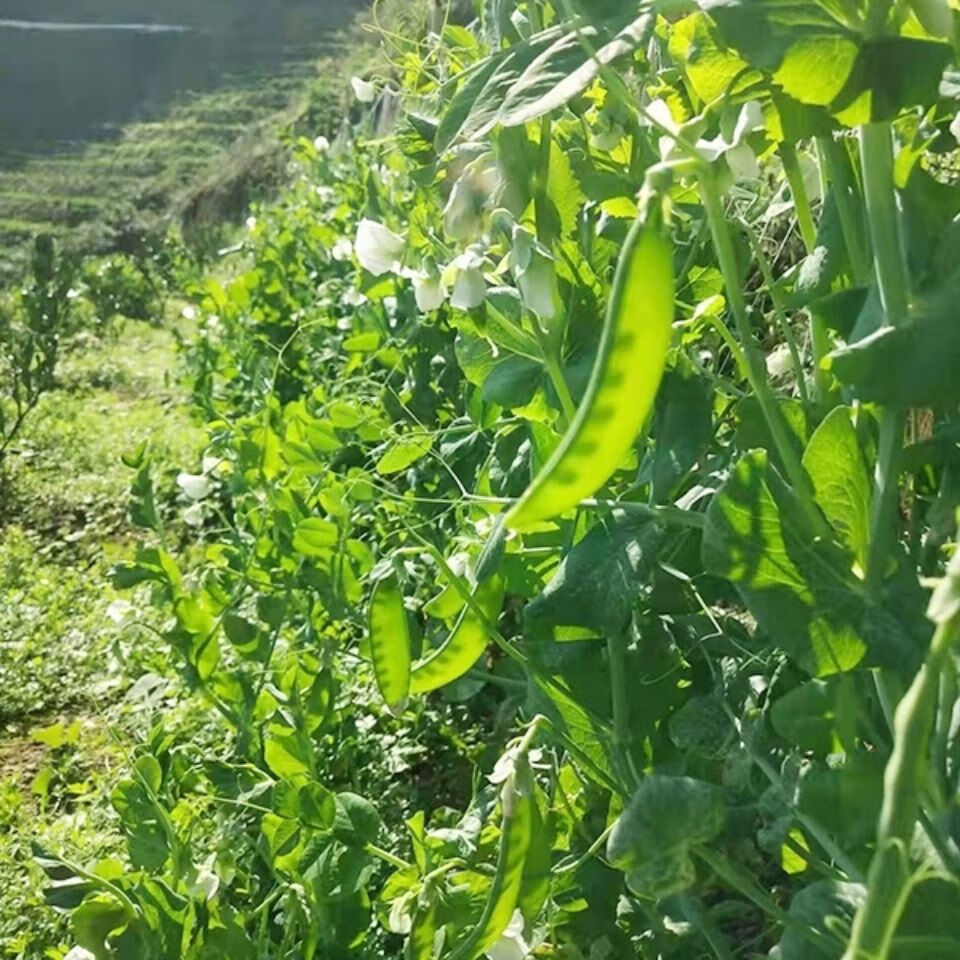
[369,571,412,715]
[410,575,504,693]
[448,747,535,960]
[505,215,675,530]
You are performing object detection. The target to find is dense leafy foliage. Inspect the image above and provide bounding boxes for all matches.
[28,0,960,958]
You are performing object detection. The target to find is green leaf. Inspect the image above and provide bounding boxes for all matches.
[669,12,758,103]
[826,306,960,409]
[796,752,883,846]
[436,28,566,151]
[771,679,840,754]
[334,792,381,847]
[299,782,337,830]
[607,775,724,897]
[525,510,666,636]
[831,37,952,125]
[262,812,303,872]
[293,517,340,556]
[772,35,858,106]
[376,433,434,475]
[651,360,713,502]
[802,407,871,572]
[498,17,652,128]
[702,450,870,676]
[73,897,129,957]
[778,880,865,959]
[263,723,313,781]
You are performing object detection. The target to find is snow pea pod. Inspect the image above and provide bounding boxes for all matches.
[410,575,504,694]
[505,216,675,531]
[369,572,412,715]
[448,746,535,960]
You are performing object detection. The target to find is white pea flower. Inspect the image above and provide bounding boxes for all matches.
[724,141,761,181]
[645,98,683,161]
[184,503,205,528]
[696,101,764,180]
[766,342,795,380]
[332,237,354,262]
[413,271,446,312]
[65,949,95,960]
[343,288,367,308]
[486,910,530,960]
[351,76,376,103]
[106,599,133,625]
[355,219,405,276]
[245,216,257,231]
[951,112,960,145]
[511,227,557,320]
[177,472,211,501]
[313,135,331,152]
[181,305,197,321]
[445,250,487,310]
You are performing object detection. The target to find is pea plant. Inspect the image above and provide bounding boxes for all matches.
[38,0,960,958]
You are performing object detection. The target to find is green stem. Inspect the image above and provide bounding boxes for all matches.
[533,317,577,424]
[698,170,828,537]
[809,314,834,406]
[843,613,960,959]
[740,218,809,405]
[818,135,871,283]
[365,843,413,872]
[859,122,910,594]
[606,627,635,789]
[779,142,817,253]
[678,894,736,960]
[694,846,835,952]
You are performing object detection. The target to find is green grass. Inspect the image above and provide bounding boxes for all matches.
[0,316,206,958]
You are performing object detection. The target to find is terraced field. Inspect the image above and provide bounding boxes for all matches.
[0,41,346,282]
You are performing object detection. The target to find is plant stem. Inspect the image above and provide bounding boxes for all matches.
[740,218,809,405]
[779,142,817,253]
[818,135,871,283]
[606,627,635,788]
[694,846,835,952]
[698,170,828,537]
[842,612,960,959]
[859,122,909,594]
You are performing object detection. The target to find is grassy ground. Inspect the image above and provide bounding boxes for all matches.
[0,316,204,958]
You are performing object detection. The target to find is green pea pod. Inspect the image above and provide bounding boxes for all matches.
[505,217,675,531]
[406,881,438,960]
[410,575,504,694]
[369,572,412,714]
[449,748,535,960]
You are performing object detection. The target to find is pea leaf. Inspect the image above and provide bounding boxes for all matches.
[524,510,666,636]
[778,880,865,960]
[498,16,653,129]
[293,517,340,556]
[826,304,960,409]
[436,27,566,151]
[771,679,840,754]
[702,449,872,676]
[607,775,725,897]
[376,433,434,475]
[831,37,952,125]
[802,407,871,572]
[650,360,714,502]
[334,792,382,847]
